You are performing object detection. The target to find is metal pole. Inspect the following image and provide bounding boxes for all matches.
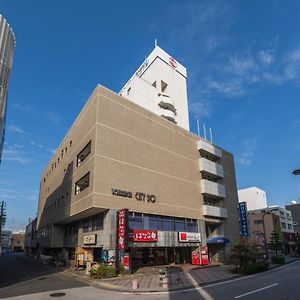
[262,212,269,261]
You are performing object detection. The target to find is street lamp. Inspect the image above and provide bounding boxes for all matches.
[292,169,300,175]
[262,211,270,261]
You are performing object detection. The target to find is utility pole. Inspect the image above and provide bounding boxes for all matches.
[0,201,7,251]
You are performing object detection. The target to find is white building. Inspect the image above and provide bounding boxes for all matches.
[238,187,267,211]
[267,206,294,235]
[120,45,189,130]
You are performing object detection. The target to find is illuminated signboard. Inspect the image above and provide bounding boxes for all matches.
[239,202,249,237]
[178,232,201,243]
[83,234,96,245]
[117,209,128,249]
[128,230,158,242]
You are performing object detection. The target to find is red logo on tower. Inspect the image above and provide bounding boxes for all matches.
[169,57,177,68]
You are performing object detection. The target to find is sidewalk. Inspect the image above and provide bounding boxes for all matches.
[89,264,239,292]
[65,256,300,293]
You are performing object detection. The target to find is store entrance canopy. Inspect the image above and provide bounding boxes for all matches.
[207,236,230,244]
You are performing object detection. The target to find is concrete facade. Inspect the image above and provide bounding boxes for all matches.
[248,211,281,245]
[120,46,189,130]
[0,15,16,162]
[286,203,300,234]
[36,84,240,266]
[238,187,268,211]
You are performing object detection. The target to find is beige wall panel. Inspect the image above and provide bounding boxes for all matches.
[95,89,197,160]
[92,156,203,220]
[95,124,199,182]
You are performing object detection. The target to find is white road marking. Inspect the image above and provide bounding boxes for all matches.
[186,272,214,300]
[234,283,279,299]
[121,260,300,296]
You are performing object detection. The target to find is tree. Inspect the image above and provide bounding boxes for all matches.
[231,238,258,270]
[268,231,283,256]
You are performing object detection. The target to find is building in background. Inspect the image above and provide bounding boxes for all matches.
[0,230,11,253]
[120,45,189,130]
[35,83,240,268]
[248,211,281,248]
[238,187,268,211]
[285,202,300,234]
[10,232,25,252]
[249,206,294,253]
[25,218,37,256]
[0,15,16,163]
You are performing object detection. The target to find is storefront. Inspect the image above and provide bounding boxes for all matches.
[207,236,230,263]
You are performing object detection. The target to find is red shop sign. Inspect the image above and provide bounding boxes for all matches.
[128,230,158,242]
[117,209,128,250]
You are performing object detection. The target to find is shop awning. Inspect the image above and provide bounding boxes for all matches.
[207,236,230,244]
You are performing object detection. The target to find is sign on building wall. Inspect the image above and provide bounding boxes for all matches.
[112,188,156,203]
[117,209,128,250]
[128,230,158,242]
[83,234,97,245]
[239,202,249,237]
[178,232,201,243]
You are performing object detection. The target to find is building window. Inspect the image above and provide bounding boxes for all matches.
[161,80,168,93]
[281,222,286,229]
[75,172,90,195]
[186,219,198,232]
[129,212,143,229]
[82,214,103,233]
[77,141,91,166]
[70,140,72,148]
[288,224,292,229]
[174,218,185,231]
[254,220,263,225]
[127,87,131,96]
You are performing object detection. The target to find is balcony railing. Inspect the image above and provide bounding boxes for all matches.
[202,205,228,218]
[199,157,224,178]
[201,179,226,198]
[198,140,222,159]
[161,108,176,123]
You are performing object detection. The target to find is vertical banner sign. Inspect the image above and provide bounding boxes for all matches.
[239,202,249,237]
[117,209,128,250]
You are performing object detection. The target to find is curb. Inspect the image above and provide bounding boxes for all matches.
[95,275,242,293]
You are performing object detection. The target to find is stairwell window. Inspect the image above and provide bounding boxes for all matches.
[75,172,90,195]
[77,141,91,166]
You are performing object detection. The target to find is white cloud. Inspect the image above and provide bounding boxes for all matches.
[11,103,36,115]
[207,78,245,98]
[30,141,43,149]
[7,125,26,135]
[237,138,258,167]
[189,100,212,121]
[47,112,60,126]
[2,146,31,164]
[258,50,274,65]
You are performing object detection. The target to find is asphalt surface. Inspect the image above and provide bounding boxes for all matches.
[1,253,300,299]
[0,253,87,299]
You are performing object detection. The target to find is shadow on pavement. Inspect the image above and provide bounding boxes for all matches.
[0,252,86,299]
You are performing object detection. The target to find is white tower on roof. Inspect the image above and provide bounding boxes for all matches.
[120,45,189,130]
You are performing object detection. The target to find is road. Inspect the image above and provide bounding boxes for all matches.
[0,253,299,299]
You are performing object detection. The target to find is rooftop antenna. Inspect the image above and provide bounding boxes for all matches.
[196,120,200,136]
[209,127,213,143]
[203,124,207,140]
[154,39,158,47]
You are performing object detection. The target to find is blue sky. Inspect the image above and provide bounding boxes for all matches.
[1,0,300,232]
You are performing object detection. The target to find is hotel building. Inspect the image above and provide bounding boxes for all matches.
[0,15,16,163]
[34,46,241,269]
[36,83,240,268]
